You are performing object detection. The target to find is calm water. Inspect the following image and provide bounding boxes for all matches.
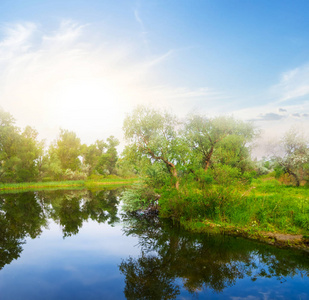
[0,188,309,299]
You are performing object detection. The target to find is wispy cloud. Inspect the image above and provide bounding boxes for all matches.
[272,63,309,103]
[134,7,149,50]
[0,22,37,60]
[144,49,174,67]
[253,112,286,121]
[0,20,217,145]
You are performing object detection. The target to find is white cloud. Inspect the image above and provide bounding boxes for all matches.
[0,20,213,146]
[230,78,309,158]
[0,22,36,55]
[273,63,309,103]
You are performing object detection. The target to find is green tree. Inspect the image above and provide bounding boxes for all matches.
[83,136,119,176]
[123,106,187,189]
[83,140,106,174]
[274,128,309,186]
[15,126,43,182]
[54,129,82,172]
[185,115,255,173]
[96,136,119,175]
[0,109,43,183]
[0,109,20,182]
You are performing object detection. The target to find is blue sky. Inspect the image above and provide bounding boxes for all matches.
[1,0,309,155]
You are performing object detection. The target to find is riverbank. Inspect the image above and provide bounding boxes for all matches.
[0,177,139,192]
[138,177,309,251]
[181,218,309,252]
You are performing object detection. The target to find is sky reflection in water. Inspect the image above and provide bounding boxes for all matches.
[0,188,308,299]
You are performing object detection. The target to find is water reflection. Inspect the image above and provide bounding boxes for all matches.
[0,189,308,299]
[120,212,309,298]
[0,189,120,269]
[0,192,47,269]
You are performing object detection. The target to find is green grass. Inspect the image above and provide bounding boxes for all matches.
[0,180,84,191]
[158,178,309,236]
[0,177,139,192]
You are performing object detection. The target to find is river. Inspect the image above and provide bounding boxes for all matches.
[0,188,308,299]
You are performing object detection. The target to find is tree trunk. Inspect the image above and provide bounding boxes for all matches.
[171,166,179,190]
[289,170,300,187]
[204,146,214,172]
[145,147,180,190]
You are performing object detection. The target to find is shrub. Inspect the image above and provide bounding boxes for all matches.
[121,183,158,212]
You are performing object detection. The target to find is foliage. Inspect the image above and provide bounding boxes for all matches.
[120,212,309,297]
[184,114,256,173]
[121,183,158,212]
[123,106,188,189]
[272,128,309,186]
[82,136,119,176]
[54,129,82,171]
[0,109,43,183]
[158,177,309,235]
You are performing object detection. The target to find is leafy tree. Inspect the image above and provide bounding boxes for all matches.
[0,109,20,182]
[83,140,107,174]
[40,148,63,181]
[0,109,43,182]
[53,129,82,172]
[96,136,119,175]
[117,144,151,177]
[185,115,255,173]
[123,106,188,189]
[273,128,309,186]
[15,126,43,182]
[83,136,119,176]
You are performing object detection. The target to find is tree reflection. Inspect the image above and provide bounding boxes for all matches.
[119,254,180,300]
[119,213,309,298]
[0,188,122,268]
[0,192,46,269]
[0,214,24,270]
[39,188,120,237]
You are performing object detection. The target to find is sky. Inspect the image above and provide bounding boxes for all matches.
[1,0,309,157]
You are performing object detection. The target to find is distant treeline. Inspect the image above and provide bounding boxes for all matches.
[0,108,125,183]
[1,106,309,186]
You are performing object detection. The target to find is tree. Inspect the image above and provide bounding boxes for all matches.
[83,136,119,175]
[0,109,43,182]
[54,129,82,172]
[123,106,187,189]
[0,109,20,182]
[15,126,43,182]
[82,140,107,175]
[96,136,119,175]
[274,128,309,186]
[185,115,255,173]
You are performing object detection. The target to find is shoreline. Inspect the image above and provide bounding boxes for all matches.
[180,219,309,252]
[0,178,139,192]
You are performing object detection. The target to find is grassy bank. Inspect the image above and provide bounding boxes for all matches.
[0,177,139,192]
[154,177,309,249]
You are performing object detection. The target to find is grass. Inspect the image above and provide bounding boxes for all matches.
[158,176,309,238]
[85,177,139,187]
[0,177,139,192]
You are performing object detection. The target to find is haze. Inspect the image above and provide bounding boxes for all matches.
[1,0,309,156]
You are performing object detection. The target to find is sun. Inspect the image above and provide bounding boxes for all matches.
[47,77,125,129]
[55,78,118,110]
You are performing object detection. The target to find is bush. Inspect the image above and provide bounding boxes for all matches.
[158,183,241,223]
[210,165,241,186]
[63,169,87,180]
[121,183,158,212]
